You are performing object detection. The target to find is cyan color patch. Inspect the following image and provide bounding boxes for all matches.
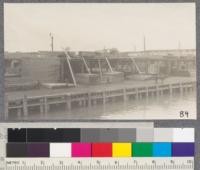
[153,143,172,157]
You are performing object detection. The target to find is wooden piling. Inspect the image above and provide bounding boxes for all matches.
[103,91,106,105]
[66,95,71,110]
[88,93,91,107]
[180,83,183,96]
[23,95,28,116]
[156,86,159,98]
[160,89,163,96]
[4,95,9,120]
[44,97,49,114]
[123,89,128,102]
[169,84,173,97]
[135,88,139,100]
[40,104,44,114]
[146,87,149,98]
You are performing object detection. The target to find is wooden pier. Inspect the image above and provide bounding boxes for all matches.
[5,77,196,118]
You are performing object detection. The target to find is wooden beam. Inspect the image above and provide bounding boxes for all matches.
[105,56,114,73]
[64,50,77,86]
[130,57,144,74]
[82,56,91,74]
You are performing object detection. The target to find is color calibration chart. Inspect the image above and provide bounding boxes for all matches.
[0,126,195,170]
[6,128,194,158]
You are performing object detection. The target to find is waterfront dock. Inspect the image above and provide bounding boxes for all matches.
[4,49,196,119]
[5,77,196,118]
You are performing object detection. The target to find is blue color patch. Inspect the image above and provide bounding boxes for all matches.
[153,143,172,157]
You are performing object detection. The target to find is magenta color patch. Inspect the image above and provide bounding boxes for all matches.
[72,143,91,157]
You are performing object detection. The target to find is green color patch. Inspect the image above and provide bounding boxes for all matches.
[132,143,153,157]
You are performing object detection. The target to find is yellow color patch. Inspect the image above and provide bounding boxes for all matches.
[112,143,132,157]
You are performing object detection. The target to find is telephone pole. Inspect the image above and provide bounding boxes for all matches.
[49,33,54,52]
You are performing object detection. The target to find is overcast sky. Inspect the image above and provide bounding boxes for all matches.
[4,3,195,52]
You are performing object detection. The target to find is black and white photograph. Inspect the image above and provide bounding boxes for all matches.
[4,3,196,121]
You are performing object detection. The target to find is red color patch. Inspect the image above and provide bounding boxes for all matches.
[92,143,112,157]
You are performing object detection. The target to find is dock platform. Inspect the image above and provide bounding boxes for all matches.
[5,77,196,118]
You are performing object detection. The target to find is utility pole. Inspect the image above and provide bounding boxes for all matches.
[49,33,54,52]
[143,36,146,51]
